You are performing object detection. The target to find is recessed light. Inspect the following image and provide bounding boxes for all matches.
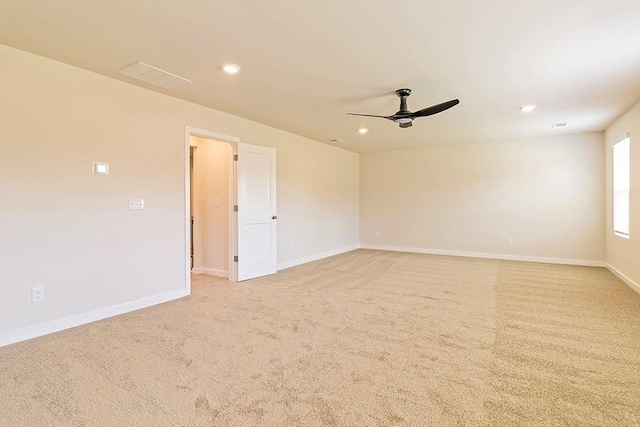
[358,128,368,134]
[221,63,241,74]
[519,105,536,113]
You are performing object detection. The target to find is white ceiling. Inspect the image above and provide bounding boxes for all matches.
[1,0,639,153]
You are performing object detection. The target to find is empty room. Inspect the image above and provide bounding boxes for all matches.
[1,1,639,426]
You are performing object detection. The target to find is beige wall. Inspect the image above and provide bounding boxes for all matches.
[190,136,231,276]
[0,45,359,341]
[360,133,605,263]
[605,100,640,288]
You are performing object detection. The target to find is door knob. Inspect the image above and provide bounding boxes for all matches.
[272,216,277,220]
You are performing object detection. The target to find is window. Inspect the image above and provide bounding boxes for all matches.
[613,137,630,238]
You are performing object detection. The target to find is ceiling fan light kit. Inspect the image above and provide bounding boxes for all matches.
[348,88,459,129]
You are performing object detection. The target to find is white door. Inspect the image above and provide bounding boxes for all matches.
[236,143,277,281]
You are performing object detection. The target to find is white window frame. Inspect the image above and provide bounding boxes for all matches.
[612,136,630,239]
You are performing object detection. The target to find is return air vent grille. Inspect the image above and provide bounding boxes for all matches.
[118,62,191,89]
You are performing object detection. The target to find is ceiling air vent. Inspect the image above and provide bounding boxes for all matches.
[118,62,191,89]
[552,123,568,129]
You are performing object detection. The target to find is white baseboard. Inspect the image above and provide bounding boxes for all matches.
[192,268,228,278]
[606,263,640,294]
[359,244,606,267]
[278,244,360,270]
[0,289,189,348]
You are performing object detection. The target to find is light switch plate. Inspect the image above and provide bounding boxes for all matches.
[128,198,145,210]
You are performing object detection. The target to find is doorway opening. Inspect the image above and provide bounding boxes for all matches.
[184,126,278,291]
[190,136,234,278]
[185,127,238,289]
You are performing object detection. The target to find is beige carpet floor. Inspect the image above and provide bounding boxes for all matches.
[1,249,640,426]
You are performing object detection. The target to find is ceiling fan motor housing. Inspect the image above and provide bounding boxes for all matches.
[347,88,459,129]
[395,88,412,115]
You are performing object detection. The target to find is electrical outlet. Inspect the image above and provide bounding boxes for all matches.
[32,287,44,303]
[506,239,513,246]
[128,198,145,210]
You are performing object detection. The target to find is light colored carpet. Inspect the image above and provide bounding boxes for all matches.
[1,249,640,426]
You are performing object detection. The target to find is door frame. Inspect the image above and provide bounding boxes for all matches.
[184,126,238,291]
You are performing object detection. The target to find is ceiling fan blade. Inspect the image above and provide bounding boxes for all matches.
[399,121,413,128]
[347,112,393,120]
[411,99,460,118]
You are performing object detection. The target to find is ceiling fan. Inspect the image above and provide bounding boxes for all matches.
[348,88,459,128]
